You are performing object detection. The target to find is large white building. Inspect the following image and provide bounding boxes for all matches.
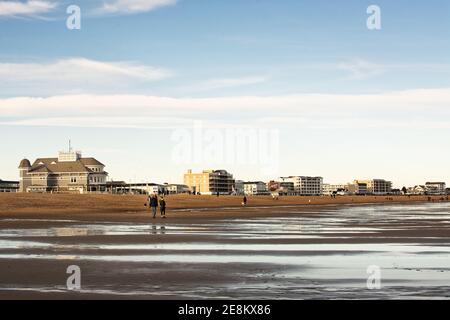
[425,182,446,195]
[280,176,323,196]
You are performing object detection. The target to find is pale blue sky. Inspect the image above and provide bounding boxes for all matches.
[0,0,449,187]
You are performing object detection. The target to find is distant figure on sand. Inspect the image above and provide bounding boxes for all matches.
[149,194,158,218]
[159,196,166,218]
[242,196,247,206]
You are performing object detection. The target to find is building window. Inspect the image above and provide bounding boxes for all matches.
[71,177,77,183]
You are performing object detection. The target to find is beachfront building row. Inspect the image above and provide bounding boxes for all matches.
[408,182,447,195]
[105,181,191,195]
[19,149,108,193]
[233,178,319,196]
[323,179,393,196]
[233,180,296,196]
[0,179,19,192]
[184,169,235,195]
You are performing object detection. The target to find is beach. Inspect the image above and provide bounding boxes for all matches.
[0,194,449,299]
[0,193,447,221]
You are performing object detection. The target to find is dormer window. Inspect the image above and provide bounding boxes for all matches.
[51,161,56,165]
[38,161,44,165]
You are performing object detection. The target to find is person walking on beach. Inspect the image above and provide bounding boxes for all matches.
[242,196,247,206]
[159,196,166,218]
[149,194,158,218]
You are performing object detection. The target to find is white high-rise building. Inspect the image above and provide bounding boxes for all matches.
[280,176,323,196]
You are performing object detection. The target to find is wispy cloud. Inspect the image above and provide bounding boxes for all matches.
[1,88,449,128]
[179,76,269,93]
[0,57,171,81]
[0,0,57,18]
[200,76,268,90]
[100,0,177,15]
[337,59,386,80]
[0,57,172,95]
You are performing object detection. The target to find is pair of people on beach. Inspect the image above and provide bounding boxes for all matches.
[146,194,166,218]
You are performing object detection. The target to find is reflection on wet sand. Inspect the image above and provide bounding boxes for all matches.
[0,202,449,299]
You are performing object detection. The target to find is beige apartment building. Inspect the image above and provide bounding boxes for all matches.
[184,169,235,195]
[19,149,108,193]
[352,179,392,195]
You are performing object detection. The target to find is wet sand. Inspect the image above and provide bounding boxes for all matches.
[0,200,450,299]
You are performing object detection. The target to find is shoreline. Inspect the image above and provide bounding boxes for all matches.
[0,193,448,222]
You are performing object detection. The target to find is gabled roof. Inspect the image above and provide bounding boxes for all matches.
[27,157,105,174]
[80,158,105,166]
[29,165,51,173]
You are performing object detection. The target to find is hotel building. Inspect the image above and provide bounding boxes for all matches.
[184,169,235,195]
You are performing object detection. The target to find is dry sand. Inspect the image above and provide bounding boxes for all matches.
[0,193,448,222]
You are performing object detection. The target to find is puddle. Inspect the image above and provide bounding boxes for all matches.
[1,202,450,299]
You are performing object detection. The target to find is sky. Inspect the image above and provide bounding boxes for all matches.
[0,0,449,187]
